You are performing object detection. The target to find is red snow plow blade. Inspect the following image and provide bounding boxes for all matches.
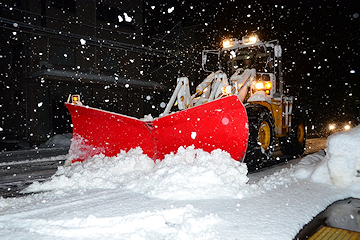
[65,95,249,163]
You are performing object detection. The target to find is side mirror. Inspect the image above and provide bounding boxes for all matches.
[201,50,221,72]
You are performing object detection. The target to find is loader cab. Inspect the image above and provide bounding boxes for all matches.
[201,34,284,96]
[222,51,272,76]
[202,42,277,75]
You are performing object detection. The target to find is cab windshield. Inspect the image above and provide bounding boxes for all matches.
[220,48,272,76]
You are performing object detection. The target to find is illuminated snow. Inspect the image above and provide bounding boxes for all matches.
[124,13,132,22]
[0,127,359,239]
[168,7,175,14]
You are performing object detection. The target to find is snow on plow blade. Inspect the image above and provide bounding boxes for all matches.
[65,95,249,163]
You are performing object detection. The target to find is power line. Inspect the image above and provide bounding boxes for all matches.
[0,17,176,59]
[150,22,182,47]
[0,3,136,37]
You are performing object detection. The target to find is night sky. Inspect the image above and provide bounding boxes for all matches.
[143,0,360,129]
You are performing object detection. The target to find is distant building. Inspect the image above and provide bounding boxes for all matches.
[0,0,164,148]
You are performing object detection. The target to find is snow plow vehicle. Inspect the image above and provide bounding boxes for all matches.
[65,34,306,167]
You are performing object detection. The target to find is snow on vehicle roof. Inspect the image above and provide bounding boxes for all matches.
[0,126,359,239]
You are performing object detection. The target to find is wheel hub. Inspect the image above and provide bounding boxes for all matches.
[297,123,305,144]
[258,121,271,150]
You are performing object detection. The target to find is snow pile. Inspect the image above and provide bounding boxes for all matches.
[295,125,360,188]
[127,146,248,199]
[24,148,155,193]
[25,146,248,199]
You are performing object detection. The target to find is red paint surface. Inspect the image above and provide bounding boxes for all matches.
[65,95,248,163]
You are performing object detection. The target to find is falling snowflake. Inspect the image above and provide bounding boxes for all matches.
[168,7,174,13]
[191,132,197,139]
[124,13,132,22]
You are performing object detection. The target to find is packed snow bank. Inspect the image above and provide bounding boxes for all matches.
[295,125,360,188]
[293,150,326,179]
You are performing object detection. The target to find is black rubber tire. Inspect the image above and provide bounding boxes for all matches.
[244,104,276,168]
[279,113,306,157]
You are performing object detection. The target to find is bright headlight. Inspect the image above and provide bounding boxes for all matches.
[223,39,232,48]
[328,124,336,130]
[255,81,272,90]
[344,124,351,130]
[243,35,259,45]
[264,82,272,89]
[255,82,264,90]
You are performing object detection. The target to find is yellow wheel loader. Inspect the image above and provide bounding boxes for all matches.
[65,34,305,168]
[199,34,306,167]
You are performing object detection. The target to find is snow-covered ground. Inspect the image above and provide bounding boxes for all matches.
[0,126,359,239]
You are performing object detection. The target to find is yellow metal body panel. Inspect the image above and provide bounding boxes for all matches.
[309,226,360,240]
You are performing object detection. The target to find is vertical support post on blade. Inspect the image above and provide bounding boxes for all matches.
[162,77,188,116]
[208,73,226,101]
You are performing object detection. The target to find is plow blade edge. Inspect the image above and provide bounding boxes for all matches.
[65,95,249,162]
